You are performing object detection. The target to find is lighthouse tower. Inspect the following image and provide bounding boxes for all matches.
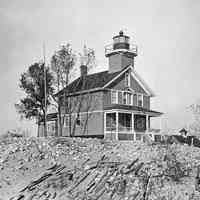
[105,31,138,73]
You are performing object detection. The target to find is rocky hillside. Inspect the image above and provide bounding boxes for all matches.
[1,135,200,200]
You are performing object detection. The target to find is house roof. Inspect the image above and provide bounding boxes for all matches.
[104,104,163,116]
[55,65,155,97]
[55,69,121,96]
[56,65,153,96]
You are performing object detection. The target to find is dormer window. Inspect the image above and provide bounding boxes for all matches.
[111,90,118,104]
[125,72,130,87]
[137,94,143,107]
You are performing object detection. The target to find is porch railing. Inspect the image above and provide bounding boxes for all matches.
[105,43,138,55]
[119,126,132,132]
[106,126,132,132]
[106,127,117,132]
[105,126,162,142]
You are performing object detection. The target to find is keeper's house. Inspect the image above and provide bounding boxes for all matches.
[39,31,163,141]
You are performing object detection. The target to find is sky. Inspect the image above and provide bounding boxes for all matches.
[0,0,200,135]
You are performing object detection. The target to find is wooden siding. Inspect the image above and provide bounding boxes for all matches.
[118,133,134,140]
[103,90,111,108]
[106,72,147,95]
[130,75,147,94]
[38,120,58,137]
[61,91,104,114]
[62,112,104,137]
[104,132,117,140]
[143,95,150,109]
[38,124,44,137]
[107,73,125,90]
[103,90,150,108]
[103,71,151,109]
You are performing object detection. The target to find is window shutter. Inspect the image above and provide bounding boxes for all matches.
[118,91,122,104]
[133,94,137,106]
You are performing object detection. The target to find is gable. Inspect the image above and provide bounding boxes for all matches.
[103,65,155,97]
[56,65,155,97]
[131,70,155,97]
[106,73,126,90]
[104,69,148,95]
[130,75,147,94]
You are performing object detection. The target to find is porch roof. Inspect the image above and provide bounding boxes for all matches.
[104,104,163,116]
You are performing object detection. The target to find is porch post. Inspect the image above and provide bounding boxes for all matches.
[104,112,106,139]
[116,111,119,140]
[132,113,136,141]
[146,114,149,133]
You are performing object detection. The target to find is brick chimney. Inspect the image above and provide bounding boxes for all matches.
[80,65,87,77]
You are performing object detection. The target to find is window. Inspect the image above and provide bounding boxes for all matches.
[111,90,118,104]
[118,113,132,132]
[127,93,132,105]
[137,94,143,107]
[125,72,130,87]
[122,92,127,104]
[134,115,146,131]
[64,116,69,127]
[133,93,137,106]
[122,92,132,105]
[76,113,81,126]
[47,122,55,132]
[106,113,116,131]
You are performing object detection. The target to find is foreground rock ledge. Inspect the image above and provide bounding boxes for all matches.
[1,136,200,200]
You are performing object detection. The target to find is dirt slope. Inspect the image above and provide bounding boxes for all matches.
[1,136,200,200]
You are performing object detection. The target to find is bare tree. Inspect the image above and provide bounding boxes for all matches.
[79,45,96,71]
[51,44,76,136]
[51,44,97,137]
[189,101,200,137]
[67,45,97,137]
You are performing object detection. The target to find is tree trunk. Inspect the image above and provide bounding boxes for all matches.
[58,103,62,136]
[42,109,47,137]
[37,122,40,137]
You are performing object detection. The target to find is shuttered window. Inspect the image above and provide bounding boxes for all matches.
[111,90,118,104]
[137,94,143,107]
[122,92,132,105]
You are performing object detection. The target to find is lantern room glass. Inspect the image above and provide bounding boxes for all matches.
[113,36,129,44]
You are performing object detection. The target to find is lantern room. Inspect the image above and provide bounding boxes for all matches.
[113,30,130,50]
[105,31,138,72]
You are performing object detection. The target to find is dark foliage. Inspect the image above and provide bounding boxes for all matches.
[15,62,54,121]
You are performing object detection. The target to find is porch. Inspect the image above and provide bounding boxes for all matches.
[104,111,162,141]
